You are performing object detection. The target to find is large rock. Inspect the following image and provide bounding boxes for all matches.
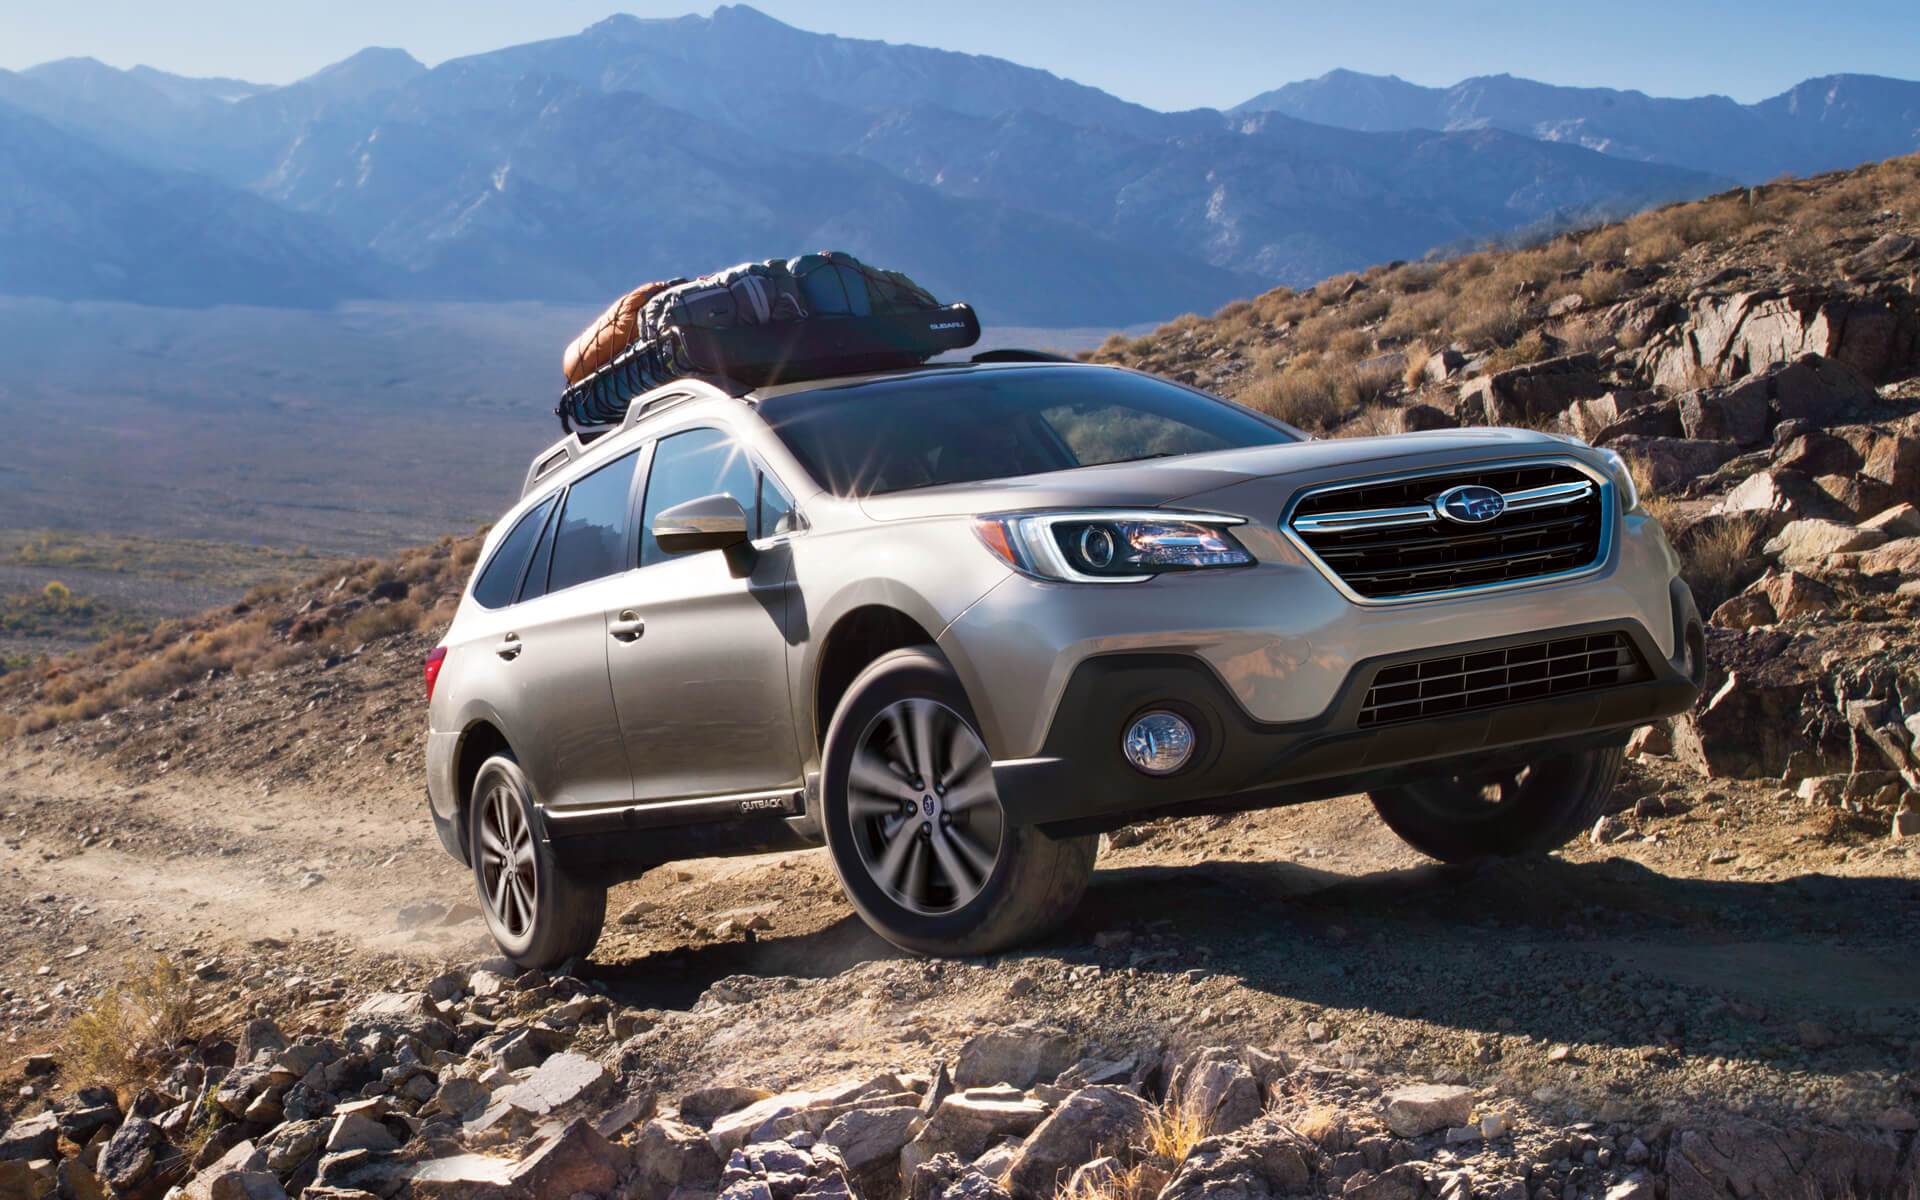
[1665,1118,1912,1200]
[633,1118,722,1200]
[899,1094,1050,1181]
[952,1025,1076,1090]
[1382,1084,1473,1137]
[1156,1116,1317,1200]
[1644,290,1918,388]
[504,1052,611,1117]
[819,1106,924,1190]
[1608,435,1741,492]
[100,1117,169,1193]
[1457,353,1609,426]
[905,1155,1010,1200]
[1671,631,1841,780]
[1715,467,1852,529]
[0,1113,59,1163]
[507,1119,627,1200]
[345,992,453,1052]
[1755,570,1837,620]
[1857,536,1920,576]
[1167,1048,1265,1139]
[1679,382,1771,445]
[680,1086,775,1129]
[708,1090,833,1156]
[1582,396,1682,445]
[1762,518,1885,567]
[1003,1086,1152,1200]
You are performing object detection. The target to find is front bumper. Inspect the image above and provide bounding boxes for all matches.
[991,580,1703,835]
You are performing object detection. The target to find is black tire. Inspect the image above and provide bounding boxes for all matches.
[1368,743,1626,863]
[821,647,1096,956]
[468,753,607,970]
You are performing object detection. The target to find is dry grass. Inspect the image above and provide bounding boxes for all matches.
[65,957,198,1097]
[1680,514,1769,613]
[1402,342,1433,389]
[1624,456,1677,525]
[1054,1161,1159,1200]
[1144,1095,1209,1163]
[1483,328,1554,373]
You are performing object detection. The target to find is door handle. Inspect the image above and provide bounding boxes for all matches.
[495,633,523,660]
[609,611,646,642]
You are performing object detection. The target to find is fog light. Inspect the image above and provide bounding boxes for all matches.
[1122,711,1195,775]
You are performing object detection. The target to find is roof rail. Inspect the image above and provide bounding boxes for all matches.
[971,348,1075,364]
[522,435,585,498]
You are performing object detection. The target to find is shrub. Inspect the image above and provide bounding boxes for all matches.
[343,600,424,646]
[1630,227,1686,265]
[1577,268,1627,307]
[65,956,198,1096]
[1240,366,1343,431]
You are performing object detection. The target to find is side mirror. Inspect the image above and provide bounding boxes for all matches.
[652,493,751,556]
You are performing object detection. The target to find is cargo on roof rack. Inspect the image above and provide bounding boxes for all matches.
[554,252,980,439]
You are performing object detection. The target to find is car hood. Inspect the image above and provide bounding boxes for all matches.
[856,427,1585,521]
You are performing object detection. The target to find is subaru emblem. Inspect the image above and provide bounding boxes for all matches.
[1434,484,1507,525]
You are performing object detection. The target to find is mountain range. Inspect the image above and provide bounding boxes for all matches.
[1,6,1917,323]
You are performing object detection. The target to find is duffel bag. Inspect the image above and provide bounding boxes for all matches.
[562,279,680,385]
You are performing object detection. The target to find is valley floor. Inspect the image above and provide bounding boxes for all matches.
[3,741,1915,1134]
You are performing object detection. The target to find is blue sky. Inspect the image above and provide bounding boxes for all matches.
[4,0,1917,109]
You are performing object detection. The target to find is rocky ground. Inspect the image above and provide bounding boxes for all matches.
[6,160,1920,1199]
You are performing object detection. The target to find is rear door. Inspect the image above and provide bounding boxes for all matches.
[607,425,805,803]
[491,448,644,813]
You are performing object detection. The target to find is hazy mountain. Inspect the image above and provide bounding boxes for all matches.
[1234,69,1920,182]
[0,99,373,306]
[10,6,1912,321]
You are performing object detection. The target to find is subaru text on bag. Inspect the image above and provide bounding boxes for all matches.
[424,358,1706,967]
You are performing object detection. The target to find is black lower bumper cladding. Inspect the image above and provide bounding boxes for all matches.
[997,583,1705,836]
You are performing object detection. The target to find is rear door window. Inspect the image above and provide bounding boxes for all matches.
[472,496,556,609]
[547,451,641,593]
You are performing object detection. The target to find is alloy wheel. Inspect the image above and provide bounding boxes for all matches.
[848,698,1006,915]
[478,778,538,937]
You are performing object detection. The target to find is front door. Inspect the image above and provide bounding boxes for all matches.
[607,426,805,803]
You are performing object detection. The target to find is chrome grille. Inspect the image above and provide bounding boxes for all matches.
[1287,461,1607,600]
[1359,632,1646,728]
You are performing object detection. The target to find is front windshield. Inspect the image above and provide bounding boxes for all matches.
[756,366,1297,497]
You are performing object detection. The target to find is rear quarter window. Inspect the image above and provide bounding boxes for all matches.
[472,496,556,609]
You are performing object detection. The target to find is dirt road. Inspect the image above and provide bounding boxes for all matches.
[3,741,1915,1128]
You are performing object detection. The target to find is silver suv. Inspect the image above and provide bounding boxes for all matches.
[425,359,1705,968]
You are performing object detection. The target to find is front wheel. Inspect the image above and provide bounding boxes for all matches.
[821,648,1096,956]
[1368,743,1625,863]
[468,753,607,969]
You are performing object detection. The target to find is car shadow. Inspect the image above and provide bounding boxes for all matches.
[583,852,1920,1058]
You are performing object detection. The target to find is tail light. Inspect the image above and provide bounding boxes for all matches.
[424,645,447,703]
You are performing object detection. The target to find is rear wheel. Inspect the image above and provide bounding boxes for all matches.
[1368,743,1625,863]
[469,753,606,969]
[821,648,1096,956]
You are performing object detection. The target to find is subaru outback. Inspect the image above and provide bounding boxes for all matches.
[424,358,1706,968]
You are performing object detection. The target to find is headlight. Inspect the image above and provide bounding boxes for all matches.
[975,510,1253,583]
[1595,447,1640,512]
